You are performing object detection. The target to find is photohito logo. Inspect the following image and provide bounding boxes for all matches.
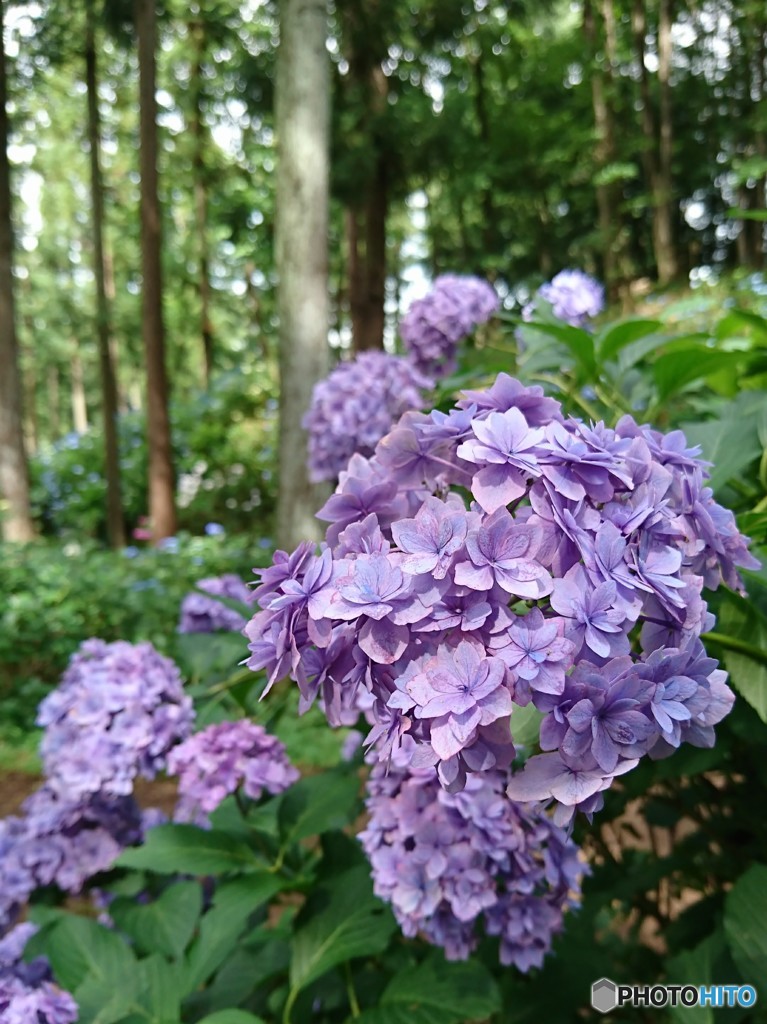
[590,978,758,1013]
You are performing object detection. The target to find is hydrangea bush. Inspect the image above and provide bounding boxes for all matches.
[303,351,433,483]
[523,269,604,328]
[246,372,757,827]
[178,573,252,633]
[168,720,299,825]
[400,274,499,377]
[37,638,193,800]
[361,747,585,968]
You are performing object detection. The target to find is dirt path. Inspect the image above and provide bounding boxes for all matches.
[0,773,178,818]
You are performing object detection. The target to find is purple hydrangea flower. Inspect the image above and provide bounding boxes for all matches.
[245,370,756,820]
[167,720,299,826]
[360,759,585,968]
[400,274,499,377]
[178,574,252,633]
[0,976,78,1024]
[526,269,604,328]
[303,352,433,482]
[37,639,194,801]
[0,785,145,930]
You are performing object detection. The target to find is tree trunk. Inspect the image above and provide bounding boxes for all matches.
[86,0,125,548]
[351,149,387,352]
[275,0,330,548]
[656,0,679,282]
[190,17,213,385]
[135,0,176,541]
[70,346,89,434]
[0,0,35,542]
[632,0,678,285]
[584,0,625,296]
[47,364,61,439]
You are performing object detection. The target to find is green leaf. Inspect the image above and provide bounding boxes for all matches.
[681,392,767,491]
[723,651,767,723]
[289,866,396,994]
[110,880,202,959]
[278,770,360,845]
[136,954,185,1022]
[511,702,542,749]
[522,319,596,379]
[196,1013,267,1024]
[356,956,501,1024]
[43,917,143,1024]
[116,824,262,875]
[724,864,767,987]
[710,593,767,722]
[652,346,745,404]
[595,318,663,364]
[175,631,248,681]
[667,930,728,1024]
[184,874,285,990]
[43,915,138,993]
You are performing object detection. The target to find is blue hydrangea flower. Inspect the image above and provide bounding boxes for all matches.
[178,574,252,633]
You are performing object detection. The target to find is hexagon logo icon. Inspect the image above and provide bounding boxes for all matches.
[592,977,618,1014]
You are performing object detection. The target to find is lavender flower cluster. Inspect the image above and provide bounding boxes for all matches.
[0,923,77,1024]
[245,372,757,824]
[168,720,299,825]
[400,274,499,377]
[360,753,584,969]
[524,269,604,328]
[37,638,194,800]
[0,787,145,931]
[303,352,433,483]
[178,573,252,633]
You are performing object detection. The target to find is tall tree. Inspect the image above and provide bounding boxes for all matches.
[135,0,176,540]
[188,12,214,386]
[86,0,125,547]
[275,0,329,548]
[0,0,35,542]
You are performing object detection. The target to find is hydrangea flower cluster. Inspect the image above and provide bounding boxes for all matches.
[0,787,144,931]
[360,752,584,968]
[523,269,604,328]
[37,639,194,801]
[303,352,433,483]
[0,923,78,1024]
[178,573,252,633]
[245,373,757,824]
[168,720,299,825]
[400,274,499,377]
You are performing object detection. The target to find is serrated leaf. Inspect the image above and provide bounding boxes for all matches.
[356,956,501,1024]
[116,824,262,875]
[110,880,202,959]
[278,770,360,845]
[724,864,767,986]
[184,874,285,991]
[289,866,396,993]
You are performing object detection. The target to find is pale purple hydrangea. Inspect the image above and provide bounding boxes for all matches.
[167,720,299,826]
[245,371,757,823]
[0,785,145,931]
[178,573,252,633]
[360,757,585,968]
[303,352,433,483]
[400,274,499,377]
[0,923,78,1024]
[523,269,604,328]
[37,639,194,801]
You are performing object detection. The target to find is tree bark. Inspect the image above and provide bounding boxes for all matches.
[0,0,35,541]
[47,364,61,439]
[632,0,679,285]
[275,0,330,548]
[189,16,213,385]
[135,0,176,541]
[350,148,387,352]
[86,0,125,548]
[70,346,89,434]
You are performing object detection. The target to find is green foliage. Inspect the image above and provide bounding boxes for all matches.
[0,533,269,741]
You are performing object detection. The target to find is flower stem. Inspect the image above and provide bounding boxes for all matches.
[702,631,767,667]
